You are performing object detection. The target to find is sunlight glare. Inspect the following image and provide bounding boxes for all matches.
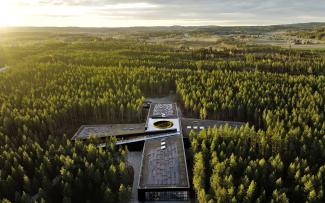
[0,1,17,27]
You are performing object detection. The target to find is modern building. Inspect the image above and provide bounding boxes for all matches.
[72,102,245,202]
[138,103,190,201]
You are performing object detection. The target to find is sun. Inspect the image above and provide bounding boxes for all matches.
[0,1,18,27]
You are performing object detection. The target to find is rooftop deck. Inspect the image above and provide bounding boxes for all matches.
[72,123,146,140]
[181,118,246,137]
[148,103,178,119]
[138,134,189,189]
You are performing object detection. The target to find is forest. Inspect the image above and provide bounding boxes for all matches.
[0,28,324,202]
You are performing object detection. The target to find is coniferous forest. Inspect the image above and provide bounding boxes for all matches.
[0,28,325,202]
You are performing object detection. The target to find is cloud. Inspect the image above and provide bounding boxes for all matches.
[7,0,325,26]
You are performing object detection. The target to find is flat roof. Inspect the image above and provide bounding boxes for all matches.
[181,118,246,137]
[148,103,178,119]
[72,123,146,140]
[138,134,190,189]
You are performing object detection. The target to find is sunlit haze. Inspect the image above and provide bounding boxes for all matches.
[0,0,325,27]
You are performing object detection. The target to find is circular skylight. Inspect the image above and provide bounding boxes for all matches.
[153,120,174,129]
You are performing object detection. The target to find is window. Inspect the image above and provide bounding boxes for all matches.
[145,191,189,201]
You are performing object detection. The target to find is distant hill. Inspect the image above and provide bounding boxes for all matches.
[2,22,325,36]
[286,26,325,40]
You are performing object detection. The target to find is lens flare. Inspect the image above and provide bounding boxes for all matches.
[0,1,17,27]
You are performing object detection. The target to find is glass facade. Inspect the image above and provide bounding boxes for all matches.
[145,191,189,201]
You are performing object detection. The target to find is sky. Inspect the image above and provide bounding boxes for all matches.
[0,0,325,27]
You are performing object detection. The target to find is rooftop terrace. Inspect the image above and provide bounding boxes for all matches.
[72,123,145,140]
[148,103,178,119]
[181,118,245,137]
[138,134,189,189]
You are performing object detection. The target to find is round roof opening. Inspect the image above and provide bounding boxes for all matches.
[153,120,174,129]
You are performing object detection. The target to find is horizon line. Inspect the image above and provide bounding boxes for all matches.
[1,21,325,29]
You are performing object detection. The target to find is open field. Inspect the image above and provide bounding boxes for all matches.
[248,36,325,49]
